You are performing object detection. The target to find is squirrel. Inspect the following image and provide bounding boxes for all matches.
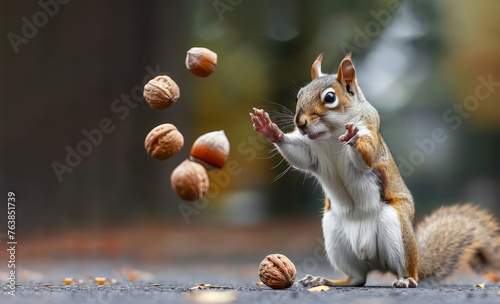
[250,53,500,288]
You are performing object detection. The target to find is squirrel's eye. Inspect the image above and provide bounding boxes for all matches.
[321,88,338,108]
[324,92,336,103]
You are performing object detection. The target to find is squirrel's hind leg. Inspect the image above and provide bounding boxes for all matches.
[298,275,366,287]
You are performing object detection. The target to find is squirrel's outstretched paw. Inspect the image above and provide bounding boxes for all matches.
[250,108,284,143]
[338,122,360,146]
[392,277,418,288]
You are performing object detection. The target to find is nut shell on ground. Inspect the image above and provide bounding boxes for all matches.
[144,124,184,160]
[258,253,297,289]
[190,130,230,170]
[143,75,180,109]
[171,160,209,201]
[185,47,218,77]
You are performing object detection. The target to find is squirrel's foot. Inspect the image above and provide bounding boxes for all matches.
[250,108,284,143]
[338,122,360,146]
[298,275,359,287]
[392,277,418,288]
[298,275,333,287]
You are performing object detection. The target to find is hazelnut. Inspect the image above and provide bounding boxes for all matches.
[145,124,184,160]
[258,253,297,289]
[190,130,230,170]
[171,160,209,201]
[185,47,217,77]
[143,75,180,109]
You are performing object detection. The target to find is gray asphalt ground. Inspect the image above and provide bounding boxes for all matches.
[1,261,499,303]
[2,282,500,304]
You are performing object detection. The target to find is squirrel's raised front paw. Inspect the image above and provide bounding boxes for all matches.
[250,108,284,143]
[339,122,360,146]
[392,277,418,288]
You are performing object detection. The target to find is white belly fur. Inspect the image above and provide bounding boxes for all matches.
[312,141,407,278]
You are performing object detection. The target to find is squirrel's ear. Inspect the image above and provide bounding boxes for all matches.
[336,53,356,87]
[311,53,324,80]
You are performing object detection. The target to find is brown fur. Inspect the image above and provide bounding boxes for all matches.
[357,130,420,281]
[355,134,377,167]
[296,54,355,128]
[294,80,352,129]
[417,204,500,281]
[336,53,359,95]
[325,278,351,285]
[311,54,324,80]
[324,195,331,213]
[391,200,420,281]
[346,105,420,280]
[332,82,353,111]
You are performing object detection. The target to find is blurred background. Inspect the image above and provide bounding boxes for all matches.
[1,0,500,283]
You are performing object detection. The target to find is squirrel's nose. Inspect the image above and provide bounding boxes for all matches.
[295,108,307,130]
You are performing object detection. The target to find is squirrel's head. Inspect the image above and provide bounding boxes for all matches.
[295,53,363,140]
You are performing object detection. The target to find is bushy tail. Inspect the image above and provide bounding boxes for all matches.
[416,204,500,282]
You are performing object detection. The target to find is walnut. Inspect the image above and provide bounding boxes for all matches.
[258,253,297,289]
[143,75,180,109]
[170,160,209,201]
[144,124,184,160]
